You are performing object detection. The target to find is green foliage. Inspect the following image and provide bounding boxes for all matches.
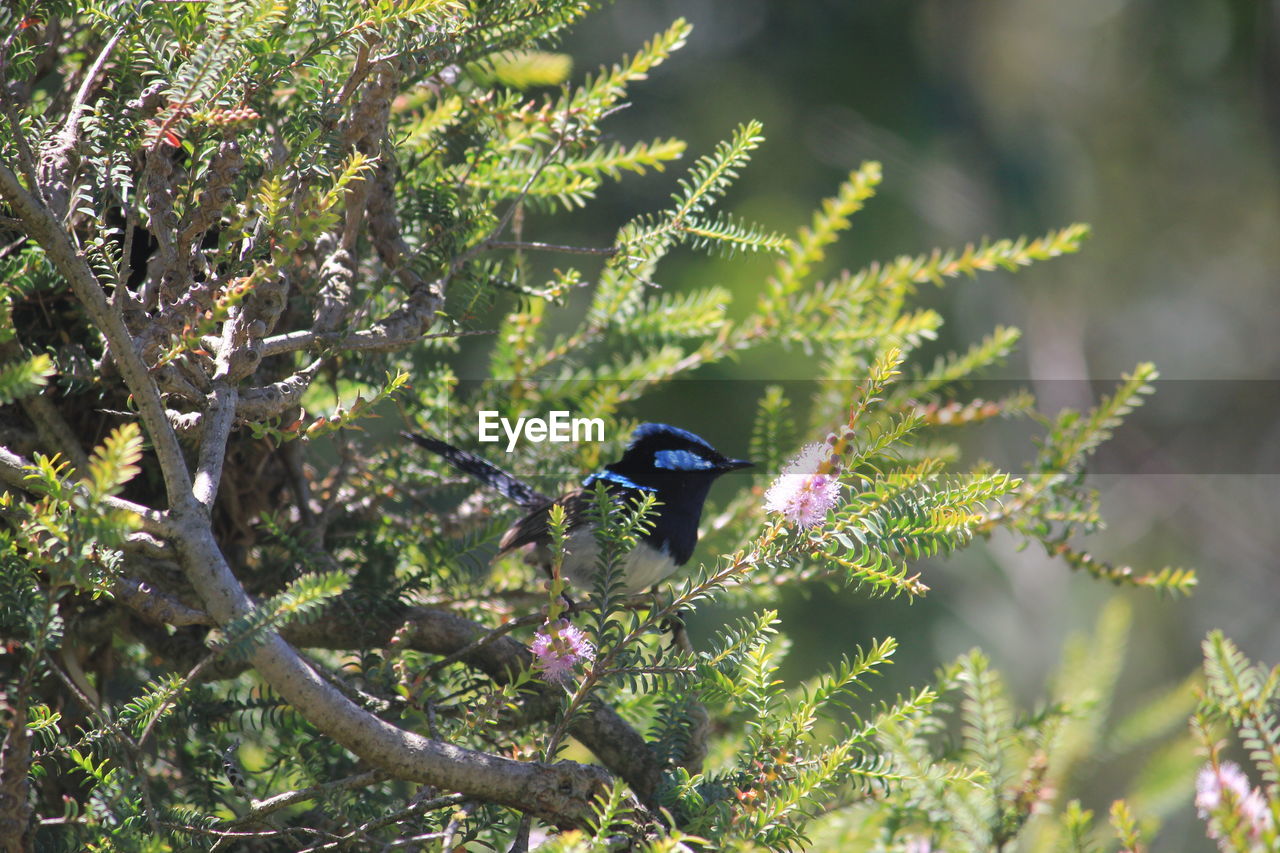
[1200,633,1280,790]
[807,599,1201,852]
[970,362,1198,597]
[84,421,144,498]
[0,352,53,404]
[8,424,144,598]
[616,120,789,265]
[219,571,351,661]
[1191,633,1280,851]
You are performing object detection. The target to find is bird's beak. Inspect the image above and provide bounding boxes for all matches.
[719,458,753,472]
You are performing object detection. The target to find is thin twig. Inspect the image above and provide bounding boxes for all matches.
[592,664,692,679]
[488,240,617,257]
[442,800,478,850]
[385,829,451,847]
[136,646,222,748]
[43,653,165,838]
[419,611,545,678]
[0,444,175,538]
[160,822,328,842]
[258,326,491,359]
[294,793,469,852]
[509,815,532,853]
[0,98,40,192]
[448,133,568,275]
[0,234,27,261]
[230,769,389,824]
[17,388,92,475]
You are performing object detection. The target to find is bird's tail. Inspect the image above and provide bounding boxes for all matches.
[402,432,550,509]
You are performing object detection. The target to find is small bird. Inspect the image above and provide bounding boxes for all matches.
[403,423,752,595]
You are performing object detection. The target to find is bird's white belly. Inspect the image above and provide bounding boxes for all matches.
[559,530,677,594]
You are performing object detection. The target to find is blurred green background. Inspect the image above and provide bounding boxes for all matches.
[487,2,1280,847]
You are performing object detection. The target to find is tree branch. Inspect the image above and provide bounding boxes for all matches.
[233,359,322,420]
[192,305,252,508]
[258,324,479,359]
[170,517,616,826]
[38,29,124,220]
[284,606,665,802]
[293,792,470,853]
[0,444,176,539]
[231,769,391,825]
[487,240,618,257]
[165,600,666,804]
[0,163,196,510]
[168,358,325,436]
[112,576,211,627]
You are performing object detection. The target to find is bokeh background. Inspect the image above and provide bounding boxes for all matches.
[483,2,1280,848]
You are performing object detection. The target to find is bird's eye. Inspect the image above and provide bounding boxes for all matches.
[654,449,715,471]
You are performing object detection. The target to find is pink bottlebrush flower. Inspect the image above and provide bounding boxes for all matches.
[529,619,595,685]
[1196,761,1274,846]
[763,443,841,528]
[1197,761,1253,817]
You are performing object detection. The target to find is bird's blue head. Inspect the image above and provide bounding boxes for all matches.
[585,422,752,495]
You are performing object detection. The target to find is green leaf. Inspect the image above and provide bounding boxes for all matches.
[84,423,144,499]
[0,353,54,404]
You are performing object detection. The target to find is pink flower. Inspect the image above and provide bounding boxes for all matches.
[1197,761,1252,817]
[1196,761,1274,848]
[529,620,595,685]
[764,443,841,528]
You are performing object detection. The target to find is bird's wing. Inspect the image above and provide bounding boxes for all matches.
[497,483,658,555]
[497,489,594,554]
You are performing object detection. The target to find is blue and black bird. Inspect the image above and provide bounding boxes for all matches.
[403,424,752,595]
